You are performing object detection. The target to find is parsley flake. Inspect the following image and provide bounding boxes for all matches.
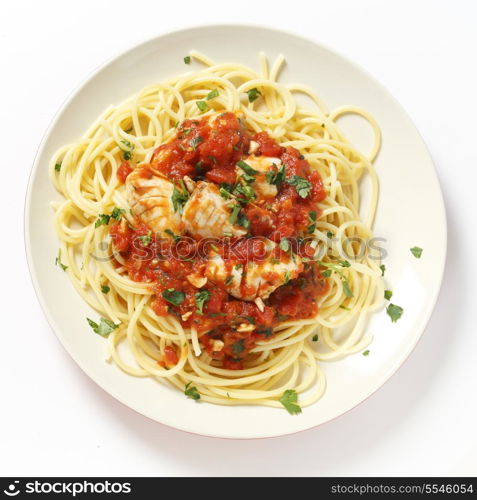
[237,160,258,176]
[162,289,185,307]
[287,175,312,198]
[279,389,302,415]
[246,87,262,103]
[410,246,423,259]
[206,89,219,100]
[87,317,118,337]
[171,181,189,214]
[196,100,208,112]
[184,382,200,400]
[195,290,211,315]
[386,303,403,323]
[55,249,68,271]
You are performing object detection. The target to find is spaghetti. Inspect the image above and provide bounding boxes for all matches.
[50,52,384,412]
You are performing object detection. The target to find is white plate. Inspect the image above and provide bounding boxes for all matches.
[25,25,446,439]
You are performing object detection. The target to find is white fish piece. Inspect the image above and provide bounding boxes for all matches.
[242,240,303,300]
[204,239,303,301]
[205,253,243,299]
[125,167,182,236]
[182,181,247,239]
[236,155,281,199]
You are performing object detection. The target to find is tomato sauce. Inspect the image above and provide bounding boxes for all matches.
[110,112,328,369]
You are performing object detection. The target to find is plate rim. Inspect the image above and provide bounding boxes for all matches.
[24,23,448,439]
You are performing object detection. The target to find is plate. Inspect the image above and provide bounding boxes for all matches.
[25,25,446,438]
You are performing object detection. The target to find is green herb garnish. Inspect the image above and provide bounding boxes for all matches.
[384,290,393,300]
[87,317,118,337]
[162,289,185,307]
[279,389,302,415]
[287,175,312,198]
[195,290,211,315]
[237,160,258,176]
[190,135,203,151]
[101,285,110,294]
[265,163,286,187]
[280,237,290,252]
[386,303,403,323]
[196,100,208,112]
[184,56,191,64]
[55,249,68,271]
[184,382,200,400]
[139,231,152,246]
[171,181,189,214]
[231,339,245,355]
[206,89,219,100]
[95,214,111,228]
[380,264,385,276]
[246,87,262,103]
[410,246,423,259]
[54,162,62,172]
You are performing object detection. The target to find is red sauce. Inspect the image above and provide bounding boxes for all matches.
[111,112,328,369]
[117,160,133,183]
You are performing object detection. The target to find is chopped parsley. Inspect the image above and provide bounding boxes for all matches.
[386,303,403,323]
[184,382,200,401]
[219,187,233,199]
[246,87,262,103]
[86,317,118,337]
[195,290,211,315]
[231,339,245,355]
[384,290,393,300]
[95,214,110,228]
[342,280,353,298]
[317,260,353,297]
[55,249,68,271]
[171,181,189,214]
[111,207,125,220]
[256,327,273,337]
[233,183,256,202]
[279,389,302,415]
[190,135,203,151]
[54,162,62,172]
[312,334,318,341]
[225,275,233,286]
[326,231,333,239]
[237,160,258,176]
[287,175,312,198]
[362,350,370,356]
[206,89,219,100]
[162,289,185,307]
[196,100,208,112]
[119,139,134,160]
[265,163,286,187]
[380,264,386,276]
[164,228,181,242]
[229,204,241,224]
[139,231,152,246]
[410,246,423,259]
[237,213,250,228]
[101,285,110,294]
[280,237,291,252]
[183,56,191,64]
[307,211,317,233]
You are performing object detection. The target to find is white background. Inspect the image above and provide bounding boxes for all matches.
[1,0,476,477]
